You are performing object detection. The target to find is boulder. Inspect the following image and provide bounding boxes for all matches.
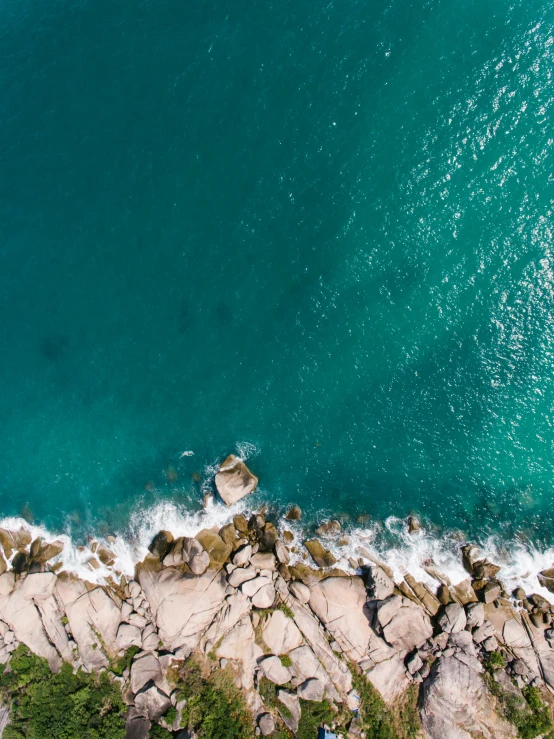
[233,515,249,534]
[233,544,252,566]
[274,540,290,565]
[133,683,171,721]
[407,516,421,534]
[0,553,5,577]
[437,603,467,634]
[304,540,337,568]
[466,602,485,628]
[258,712,275,736]
[148,531,174,560]
[116,622,142,650]
[189,549,210,575]
[96,545,115,567]
[0,530,15,559]
[315,520,341,538]
[480,582,501,604]
[194,530,232,568]
[242,576,272,598]
[262,610,303,654]
[215,455,258,506]
[473,561,501,580]
[374,596,433,652]
[289,581,310,604]
[219,523,237,545]
[131,652,163,694]
[250,552,277,571]
[12,552,30,574]
[297,677,324,701]
[258,523,278,553]
[228,567,257,588]
[125,707,151,739]
[252,583,276,608]
[258,655,292,685]
[285,506,302,521]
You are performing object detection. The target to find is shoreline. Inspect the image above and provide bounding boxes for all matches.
[0,487,554,736]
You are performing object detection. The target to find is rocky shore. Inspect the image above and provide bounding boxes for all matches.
[0,457,554,737]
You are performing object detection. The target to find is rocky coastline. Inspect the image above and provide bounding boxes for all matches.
[0,457,554,737]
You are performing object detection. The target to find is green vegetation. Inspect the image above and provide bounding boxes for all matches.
[351,669,421,739]
[162,704,177,725]
[485,650,505,672]
[279,604,295,619]
[110,645,140,676]
[280,654,293,668]
[0,644,126,739]
[486,673,554,738]
[149,725,172,738]
[176,658,253,738]
[297,698,344,739]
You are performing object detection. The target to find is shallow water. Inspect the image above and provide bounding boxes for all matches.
[1,0,554,570]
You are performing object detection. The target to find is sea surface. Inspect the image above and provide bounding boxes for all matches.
[1,0,554,581]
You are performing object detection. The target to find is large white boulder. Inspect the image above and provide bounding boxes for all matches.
[215,455,258,506]
[374,595,433,652]
[262,610,303,655]
[258,655,293,685]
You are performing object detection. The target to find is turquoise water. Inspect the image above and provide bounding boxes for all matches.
[1,0,554,546]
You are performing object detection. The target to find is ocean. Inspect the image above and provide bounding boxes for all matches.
[1,0,554,587]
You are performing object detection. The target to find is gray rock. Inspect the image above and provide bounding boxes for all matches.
[289,581,310,604]
[480,582,501,604]
[258,655,292,685]
[242,576,272,598]
[465,602,485,628]
[215,455,258,506]
[285,506,302,521]
[133,683,171,721]
[368,566,395,600]
[437,603,467,634]
[407,652,423,675]
[125,707,151,739]
[252,583,276,608]
[274,540,290,565]
[233,544,253,566]
[131,652,163,694]
[229,567,257,588]
[375,595,433,652]
[262,610,303,655]
[297,677,325,701]
[116,622,142,650]
[258,712,275,736]
[304,540,337,568]
[148,531,174,561]
[250,552,277,571]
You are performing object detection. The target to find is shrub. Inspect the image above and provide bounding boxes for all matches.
[149,725,173,738]
[279,604,295,620]
[178,658,253,738]
[486,651,505,672]
[110,645,141,676]
[0,644,126,739]
[486,672,554,739]
[297,698,341,739]
[280,655,293,668]
[163,704,177,725]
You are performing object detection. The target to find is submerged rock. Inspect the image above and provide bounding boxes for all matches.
[215,455,258,506]
[285,505,302,521]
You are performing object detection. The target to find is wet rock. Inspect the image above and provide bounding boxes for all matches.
[513,587,527,601]
[304,540,337,568]
[452,579,479,605]
[282,530,294,544]
[258,523,278,553]
[148,531,174,561]
[297,676,324,701]
[315,520,341,538]
[219,524,237,545]
[97,545,115,567]
[215,455,258,506]
[194,529,232,568]
[249,514,265,531]
[202,492,213,509]
[233,514,249,534]
[461,544,482,576]
[12,528,32,550]
[0,530,15,559]
[0,553,5,577]
[285,506,302,521]
[530,593,551,610]
[12,552,30,575]
[407,516,421,534]
[437,584,451,606]
[473,561,501,580]
[538,569,554,595]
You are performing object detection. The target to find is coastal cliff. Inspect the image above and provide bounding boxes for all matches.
[0,461,553,737]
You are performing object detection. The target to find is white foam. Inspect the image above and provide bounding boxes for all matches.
[1,504,553,602]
